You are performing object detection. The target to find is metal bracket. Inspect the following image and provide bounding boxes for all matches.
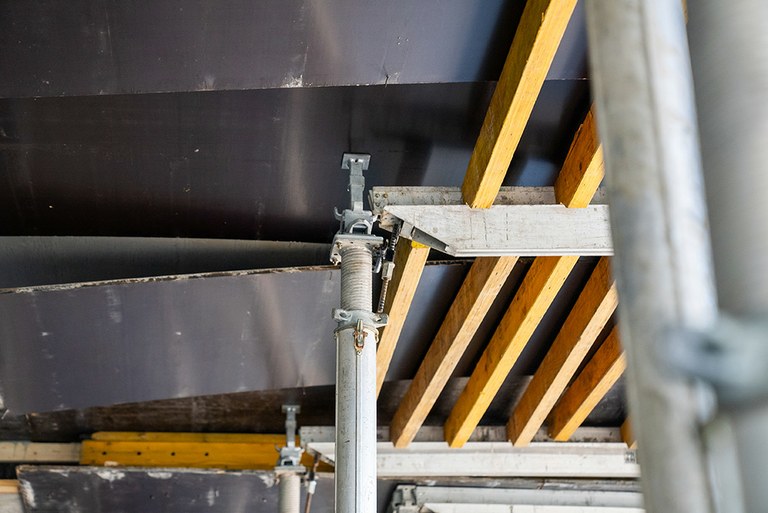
[341,153,371,218]
[666,315,768,408]
[337,153,375,230]
[332,308,387,330]
[329,232,384,265]
[275,404,305,473]
[341,153,370,170]
[389,485,419,513]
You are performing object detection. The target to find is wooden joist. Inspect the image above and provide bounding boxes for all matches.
[444,255,578,447]
[444,99,607,448]
[0,481,18,495]
[507,257,618,446]
[81,432,330,471]
[554,107,604,208]
[390,256,518,448]
[462,0,578,208]
[376,239,430,395]
[621,418,637,449]
[0,441,80,463]
[548,326,626,441]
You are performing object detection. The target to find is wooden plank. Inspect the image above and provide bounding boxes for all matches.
[507,257,618,446]
[554,107,605,208]
[547,326,627,441]
[0,480,18,495]
[0,442,80,463]
[377,239,430,395]
[444,255,578,447]
[91,432,285,443]
[81,440,283,470]
[444,79,608,448]
[621,418,637,449]
[462,0,578,208]
[82,433,328,471]
[390,256,519,448]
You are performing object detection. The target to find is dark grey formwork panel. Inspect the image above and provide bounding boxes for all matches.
[6,377,625,443]
[0,0,587,98]
[0,80,590,241]
[17,467,405,513]
[0,237,330,289]
[0,262,468,414]
[17,466,337,513]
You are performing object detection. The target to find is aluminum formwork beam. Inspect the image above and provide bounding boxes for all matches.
[584,1,717,512]
[389,485,645,512]
[370,186,612,257]
[304,440,639,479]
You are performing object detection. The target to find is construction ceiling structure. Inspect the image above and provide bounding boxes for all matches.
[0,0,648,512]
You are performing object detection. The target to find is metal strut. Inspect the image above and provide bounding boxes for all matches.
[331,153,386,513]
[275,404,305,513]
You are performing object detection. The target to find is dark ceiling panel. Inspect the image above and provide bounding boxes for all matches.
[18,466,337,513]
[10,377,623,443]
[0,0,587,98]
[0,237,330,289]
[0,80,588,241]
[0,262,469,414]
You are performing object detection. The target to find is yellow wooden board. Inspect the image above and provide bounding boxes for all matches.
[547,326,626,441]
[390,256,518,447]
[0,480,18,495]
[82,432,329,471]
[444,255,578,447]
[377,239,430,395]
[621,418,637,449]
[462,0,578,208]
[91,432,286,443]
[554,107,605,208]
[508,257,618,446]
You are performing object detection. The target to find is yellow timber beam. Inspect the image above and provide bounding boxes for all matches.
[390,256,518,448]
[81,432,330,471]
[462,0,578,208]
[376,239,430,396]
[554,106,604,208]
[443,102,607,448]
[444,255,578,447]
[508,257,618,446]
[547,326,626,441]
[621,418,637,449]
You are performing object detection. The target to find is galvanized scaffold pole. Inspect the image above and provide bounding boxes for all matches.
[330,154,386,513]
[584,1,718,512]
[687,2,768,511]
